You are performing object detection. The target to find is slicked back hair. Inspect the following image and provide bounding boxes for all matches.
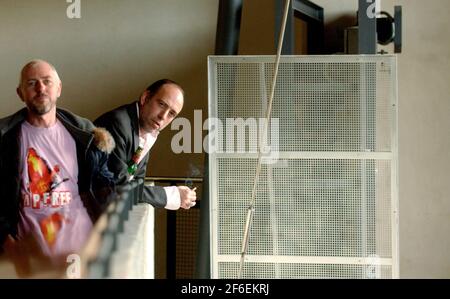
[145,79,184,98]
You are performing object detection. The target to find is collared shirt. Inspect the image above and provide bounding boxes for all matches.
[136,103,180,210]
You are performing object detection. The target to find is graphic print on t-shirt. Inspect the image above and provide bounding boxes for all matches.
[39,212,65,248]
[24,147,70,209]
[24,147,71,247]
[27,147,69,196]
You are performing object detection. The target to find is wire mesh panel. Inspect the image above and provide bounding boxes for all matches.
[208,55,398,279]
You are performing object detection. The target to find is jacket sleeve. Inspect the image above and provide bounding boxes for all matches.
[0,125,20,252]
[89,148,116,213]
[94,114,168,209]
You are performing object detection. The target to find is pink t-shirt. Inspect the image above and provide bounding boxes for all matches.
[18,120,92,262]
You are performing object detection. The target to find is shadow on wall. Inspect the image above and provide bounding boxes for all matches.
[146,58,209,179]
[323,14,356,54]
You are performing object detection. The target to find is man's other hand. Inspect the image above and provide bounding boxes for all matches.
[177,186,197,209]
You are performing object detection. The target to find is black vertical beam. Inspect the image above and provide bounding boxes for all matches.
[196,0,243,279]
[167,181,177,279]
[215,0,243,55]
[358,0,377,54]
[394,6,402,53]
[195,156,211,278]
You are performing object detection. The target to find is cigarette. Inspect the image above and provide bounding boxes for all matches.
[192,187,197,191]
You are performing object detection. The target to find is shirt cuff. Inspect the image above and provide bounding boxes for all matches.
[163,186,181,210]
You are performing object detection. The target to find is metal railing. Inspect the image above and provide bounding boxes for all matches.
[81,176,203,279]
[83,179,144,278]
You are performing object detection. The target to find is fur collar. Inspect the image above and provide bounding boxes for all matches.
[92,127,115,154]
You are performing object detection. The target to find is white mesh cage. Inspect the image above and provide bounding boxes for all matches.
[208,55,399,279]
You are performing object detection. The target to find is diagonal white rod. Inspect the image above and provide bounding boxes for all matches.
[238,0,291,279]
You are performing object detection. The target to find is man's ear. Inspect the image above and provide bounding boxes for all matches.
[16,87,24,102]
[57,81,62,98]
[139,90,149,106]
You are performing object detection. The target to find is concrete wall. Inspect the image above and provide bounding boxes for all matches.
[314,0,450,278]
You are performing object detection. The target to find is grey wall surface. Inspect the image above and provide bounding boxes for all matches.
[314,0,450,278]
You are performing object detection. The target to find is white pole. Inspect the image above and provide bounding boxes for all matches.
[238,0,291,279]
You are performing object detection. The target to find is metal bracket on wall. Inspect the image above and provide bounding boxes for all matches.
[358,0,377,54]
[394,6,402,53]
[358,1,402,54]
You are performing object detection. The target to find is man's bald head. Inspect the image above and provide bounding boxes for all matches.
[18,59,61,88]
[17,59,62,117]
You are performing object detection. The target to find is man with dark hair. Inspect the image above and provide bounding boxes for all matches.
[0,59,116,276]
[94,79,196,210]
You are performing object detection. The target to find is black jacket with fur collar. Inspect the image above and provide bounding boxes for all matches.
[0,108,116,249]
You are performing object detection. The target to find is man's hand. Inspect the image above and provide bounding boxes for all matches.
[3,234,58,278]
[177,186,197,209]
[3,235,32,278]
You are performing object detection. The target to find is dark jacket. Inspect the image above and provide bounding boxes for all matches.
[0,108,116,249]
[94,102,167,208]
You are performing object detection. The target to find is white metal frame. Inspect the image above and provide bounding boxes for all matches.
[208,55,399,279]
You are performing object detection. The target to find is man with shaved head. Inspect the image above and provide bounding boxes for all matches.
[17,60,62,118]
[0,59,116,277]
